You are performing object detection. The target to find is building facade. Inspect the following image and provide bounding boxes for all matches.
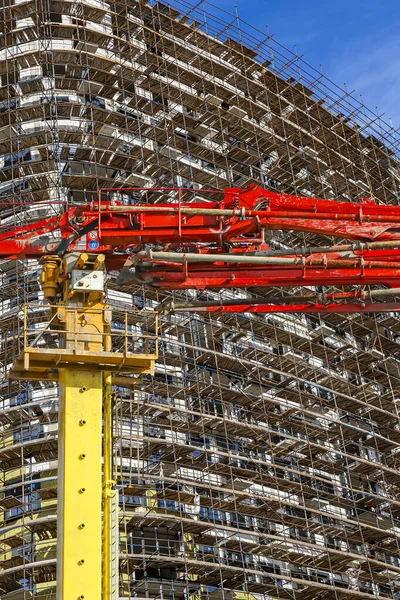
[1,1,400,599]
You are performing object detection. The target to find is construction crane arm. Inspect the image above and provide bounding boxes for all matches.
[3,185,400,312]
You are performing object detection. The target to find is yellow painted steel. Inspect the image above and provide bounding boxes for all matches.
[57,368,103,600]
[103,372,118,600]
[103,372,112,600]
[10,303,157,380]
[9,253,159,600]
[56,261,107,600]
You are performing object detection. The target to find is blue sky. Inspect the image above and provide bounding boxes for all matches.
[208,0,400,129]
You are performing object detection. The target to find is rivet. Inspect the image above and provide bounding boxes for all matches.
[79,420,86,426]
[79,488,86,494]
[78,559,85,566]
[78,596,85,600]
[79,386,87,393]
[79,454,86,460]
[78,523,86,530]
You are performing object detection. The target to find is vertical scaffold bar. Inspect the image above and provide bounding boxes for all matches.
[103,372,118,600]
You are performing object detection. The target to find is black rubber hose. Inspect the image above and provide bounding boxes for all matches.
[54,218,100,256]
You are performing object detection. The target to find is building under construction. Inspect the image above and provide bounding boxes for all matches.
[2,0,400,599]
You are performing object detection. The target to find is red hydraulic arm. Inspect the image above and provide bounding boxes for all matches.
[4,185,400,314]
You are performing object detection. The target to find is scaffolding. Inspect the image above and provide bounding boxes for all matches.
[1,0,400,599]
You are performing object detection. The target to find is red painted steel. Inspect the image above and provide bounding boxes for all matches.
[192,302,400,314]
[4,185,400,313]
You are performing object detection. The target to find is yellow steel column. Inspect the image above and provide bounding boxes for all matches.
[11,255,157,600]
[57,368,103,600]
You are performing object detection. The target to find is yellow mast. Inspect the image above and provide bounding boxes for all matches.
[10,253,157,600]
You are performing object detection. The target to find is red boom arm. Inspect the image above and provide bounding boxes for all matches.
[4,185,400,313]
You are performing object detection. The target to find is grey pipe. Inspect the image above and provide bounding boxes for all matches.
[148,250,298,265]
[147,250,400,268]
[164,287,400,312]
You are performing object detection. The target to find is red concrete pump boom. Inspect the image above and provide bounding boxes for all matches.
[3,184,400,314]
